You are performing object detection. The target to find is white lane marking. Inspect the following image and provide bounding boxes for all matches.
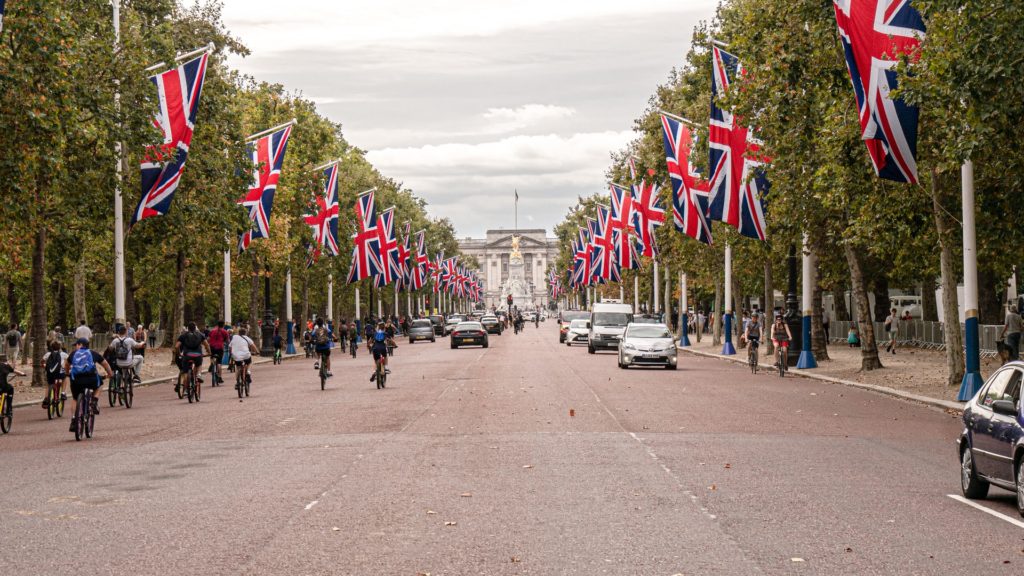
[947,494,1024,529]
[304,500,319,511]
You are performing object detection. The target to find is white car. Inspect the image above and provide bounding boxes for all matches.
[618,323,677,370]
[565,319,590,346]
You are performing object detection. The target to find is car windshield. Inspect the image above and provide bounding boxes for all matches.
[593,312,632,327]
[482,317,497,322]
[628,325,672,339]
[561,311,590,323]
[570,319,589,329]
[412,320,432,327]
[456,322,482,331]
[448,316,464,323]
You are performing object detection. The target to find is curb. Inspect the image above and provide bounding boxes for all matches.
[678,346,965,413]
[11,353,304,411]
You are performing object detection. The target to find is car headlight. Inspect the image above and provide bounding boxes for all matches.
[623,343,636,350]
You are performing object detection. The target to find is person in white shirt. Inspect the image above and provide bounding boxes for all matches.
[111,324,146,380]
[228,327,259,390]
[74,321,93,343]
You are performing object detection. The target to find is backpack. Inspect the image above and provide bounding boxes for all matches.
[70,348,96,378]
[115,337,131,361]
[315,327,329,346]
[46,352,63,376]
[182,330,203,351]
[6,331,16,347]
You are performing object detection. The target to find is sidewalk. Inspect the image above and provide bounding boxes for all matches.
[677,334,1001,411]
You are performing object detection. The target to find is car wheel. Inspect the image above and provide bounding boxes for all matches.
[961,446,989,499]
[559,336,565,343]
[588,345,595,355]
[618,358,627,369]
[1017,458,1024,517]
[409,338,415,344]
[483,341,489,348]
[451,343,457,349]
[665,364,677,370]
[431,338,436,343]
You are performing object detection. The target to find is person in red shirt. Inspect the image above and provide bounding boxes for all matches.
[207,321,229,385]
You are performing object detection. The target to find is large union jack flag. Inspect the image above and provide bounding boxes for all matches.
[592,205,622,283]
[631,178,665,258]
[661,114,713,245]
[238,124,293,252]
[609,184,640,270]
[132,52,210,227]
[373,207,401,288]
[302,163,341,259]
[429,251,445,293]
[708,46,770,241]
[834,0,925,184]
[396,221,412,291]
[411,230,429,291]
[347,190,384,283]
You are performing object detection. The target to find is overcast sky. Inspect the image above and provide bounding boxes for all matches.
[222,0,718,239]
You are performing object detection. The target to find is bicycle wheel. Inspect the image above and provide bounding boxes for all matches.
[0,396,11,434]
[187,372,195,403]
[244,375,250,397]
[47,387,56,420]
[124,379,133,409]
[237,372,244,399]
[320,365,326,391]
[108,373,118,407]
[85,397,95,439]
[194,375,201,402]
[74,395,85,441]
[176,376,185,399]
[376,362,383,390]
[56,391,65,418]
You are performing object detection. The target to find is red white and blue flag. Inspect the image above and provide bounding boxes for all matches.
[430,251,445,293]
[132,52,210,227]
[593,205,622,283]
[708,46,769,241]
[411,230,429,291]
[373,207,401,288]
[572,227,594,288]
[347,190,384,283]
[833,0,924,184]
[661,114,713,245]
[302,163,341,259]
[609,184,640,270]
[631,179,665,258]
[396,221,412,290]
[238,124,293,252]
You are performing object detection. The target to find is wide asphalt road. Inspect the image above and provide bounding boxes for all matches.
[1,323,1020,575]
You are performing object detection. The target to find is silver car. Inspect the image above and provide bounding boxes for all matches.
[618,323,677,369]
[408,318,436,343]
[565,319,590,346]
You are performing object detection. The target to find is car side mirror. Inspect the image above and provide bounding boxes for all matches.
[991,399,1018,416]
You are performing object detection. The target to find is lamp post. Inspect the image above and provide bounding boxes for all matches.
[784,244,802,366]
[797,234,817,369]
[959,160,984,400]
[260,262,274,357]
[722,245,736,355]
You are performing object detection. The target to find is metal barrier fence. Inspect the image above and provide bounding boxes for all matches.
[829,319,1002,358]
[1,330,168,363]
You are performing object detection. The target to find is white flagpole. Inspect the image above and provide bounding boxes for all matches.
[653,262,660,314]
[355,286,361,323]
[285,267,295,354]
[113,2,126,324]
[327,274,333,325]
[634,275,639,314]
[223,247,232,324]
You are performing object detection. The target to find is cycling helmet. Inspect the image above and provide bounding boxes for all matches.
[374,330,386,343]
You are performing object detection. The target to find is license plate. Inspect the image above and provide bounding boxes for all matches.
[642,353,662,358]
[462,338,473,343]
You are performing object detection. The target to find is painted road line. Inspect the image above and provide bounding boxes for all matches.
[304,500,319,511]
[947,494,1024,529]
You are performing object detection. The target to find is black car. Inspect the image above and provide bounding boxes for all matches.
[428,315,445,336]
[958,362,1024,516]
[480,315,503,335]
[450,321,488,349]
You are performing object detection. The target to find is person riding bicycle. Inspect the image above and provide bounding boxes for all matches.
[41,340,68,408]
[228,326,258,389]
[384,321,397,356]
[363,320,375,352]
[312,318,333,377]
[744,313,763,349]
[0,359,26,405]
[208,321,229,384]
[175,322,211,393]
[63,338,113,430]
[348,322,358,357]
[272,329,283,358]
[112,323,146,384]
[302,328,313,356]
[769,314,792,365]
[369,323,391,382]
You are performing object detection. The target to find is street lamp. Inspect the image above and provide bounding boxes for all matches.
[260,262,275,356]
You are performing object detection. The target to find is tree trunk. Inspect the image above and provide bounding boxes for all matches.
[932,168,965,386]
[921,277,938,322]
[977,268,1003,325]
[73,256,87,327]
[712,277,722,346]
[164,251,186,347]
[872,272,890,322]
[249,259,261,348]
[30,227,47,387]
[834,285,850,321]
[125,267,138,326]
[810,244,829,361]
[55,278,68,331]
[6,280,17,326]
[844,244,883,371]
[764,262,774,356]
[300,272,309,335]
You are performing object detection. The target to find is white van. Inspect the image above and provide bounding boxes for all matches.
[588,302,634,354]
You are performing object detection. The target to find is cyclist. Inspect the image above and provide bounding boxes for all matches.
[369,323,391,382]
[347,322,358,358]
[174,322,211,394]
[302,327,313,357]
[228,326,258,389]
[769,314,792,368]
[63,338,113,430]
[272,328,283,360]
[744,312,763,368]
[312,318,333,377]
[384,320,397,356]
[207,321,229,384]
[41,340,68,408]
[363,320,375,353]
[1,358,26,406]
[112,323,146,383]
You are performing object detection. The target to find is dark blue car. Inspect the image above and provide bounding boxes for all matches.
[958,362,1024,516]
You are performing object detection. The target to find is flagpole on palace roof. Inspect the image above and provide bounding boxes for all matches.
[112,1,126,324]
[514,189,518,232]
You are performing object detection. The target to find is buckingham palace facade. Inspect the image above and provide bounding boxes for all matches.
[458,229,560,309]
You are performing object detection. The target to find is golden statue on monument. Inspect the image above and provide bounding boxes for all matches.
[510,234,522,260]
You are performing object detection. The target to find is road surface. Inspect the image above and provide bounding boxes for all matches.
[1,324,1019,575]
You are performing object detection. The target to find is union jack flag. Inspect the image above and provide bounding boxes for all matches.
[834,0,925,184]
[304,241,321,269]
[661,114,713,245]
[609,184,640,270]
[347,190,384,283]
[430,251,445,293]
[396,221,412,290]
[132,52,210,227]
[238,124,294,252]
[411,230,428,291]
[373,207,401,288]
[592,206,621,283]
[708,46,770,241]
[631,178,665,258]
[302,163,341,259]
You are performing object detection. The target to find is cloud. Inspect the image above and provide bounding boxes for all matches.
[482,104,576,133]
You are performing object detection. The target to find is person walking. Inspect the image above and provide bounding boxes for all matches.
[884,308,898,354]
[1002,305,1022,361]
[5,323,22,365]
[74,320,93,343]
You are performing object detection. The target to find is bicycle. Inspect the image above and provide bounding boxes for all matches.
[273,347,282,365]
[0,392,12,434]
[180,358,201,403]
[236,362,251,398]
[747,340,759,374]
[775,342,789,378]
[72,392,95,441]
[318,352,328,390]
[374,355,387,389]
[108,366,135,409]
[44,379,66,420]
